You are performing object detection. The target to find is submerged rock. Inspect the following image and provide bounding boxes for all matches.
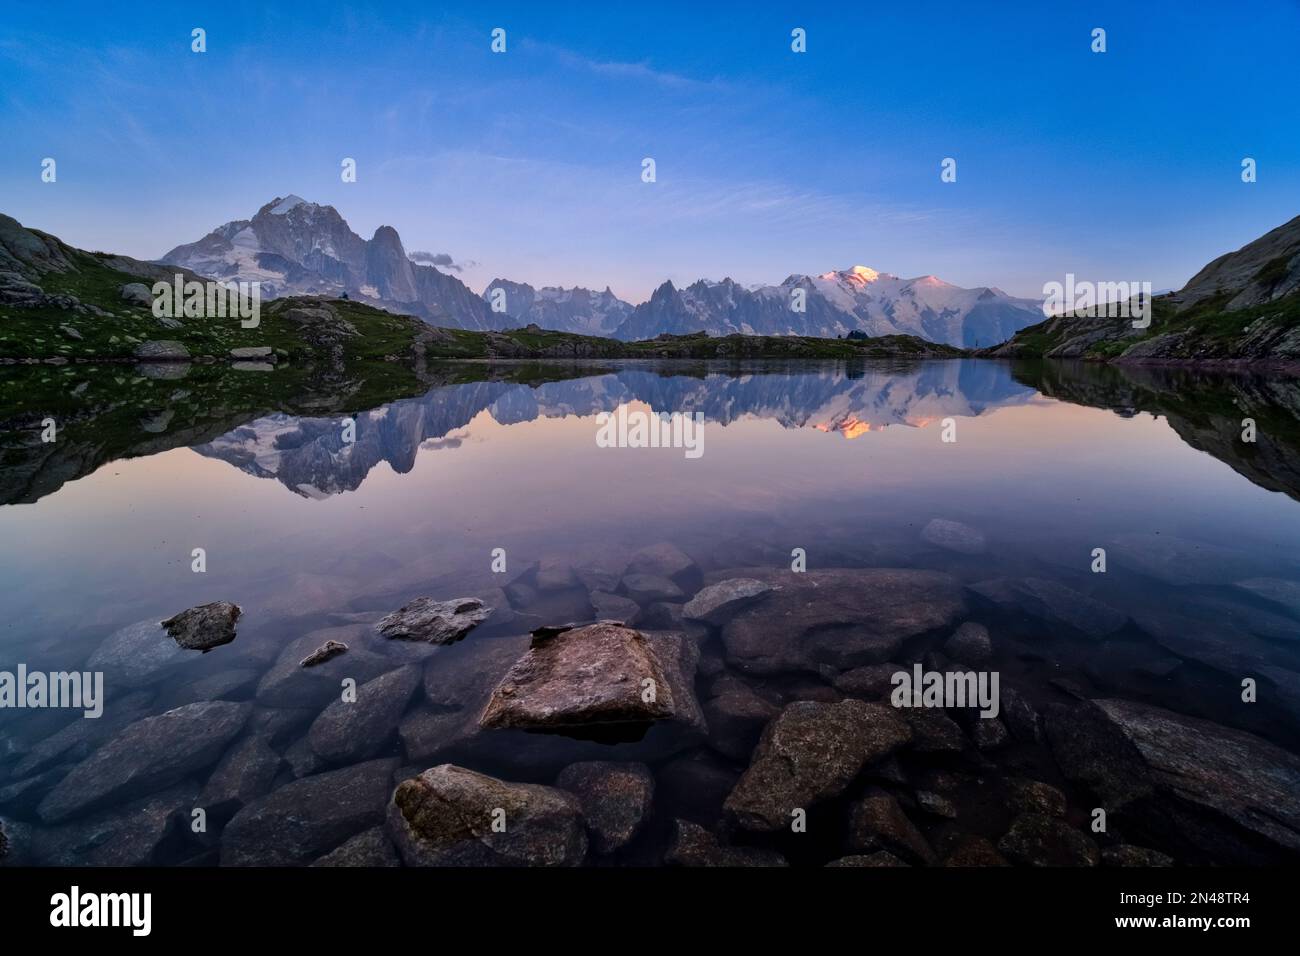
[833,662,901,699]
[1102,845,1174,867]
[1043,701,1155,809]
[256,627,392,709]
[915,790,958,818]
[901,709,966,754]
[534,557,580,592]
[1111,533,1256,586]
[222,759,398,866]
[826,852,909,867]
[300,640,348,667]
[589,590,641,623]
[665,819,786,867]
[1094,698,1300,859]
[31,783,197,866]
[0,767,67,817]
[38,701,251,823]
[943,622,993,665]
[921,518,986,555]
[307,665,421,764]
[1234,577,1300,616]
[86,618,187,688]
[199,735,283,815]
[375,597,492,645]
[970,577,1127,638]
[634,601,685,630]
[1000,686,1042,744]
[1004,778,1067,818]
[942,835,1010,867]
[311,827,400,867]
[555,761,654,855]
[422,633,532,712]
[11,690,155,778]
[722,568,967,676]
[655,750,740,826]
[704,684,780,761]
[683,578,776,625]
[620,573,684,604]
[161,601,241,651]
[972,716,1009,750]
[848,788,936,864]
[997,813,1099,866]
[387,764,587,867]
[724,699,911,832]
[624,543,703,592]
[1133,604,1297,678]
[479,622,676,732]
[398,706,479,765]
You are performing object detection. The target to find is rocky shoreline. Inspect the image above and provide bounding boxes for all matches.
[2,535,1297,868]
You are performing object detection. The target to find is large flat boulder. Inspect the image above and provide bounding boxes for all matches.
[721,568,966,675]
[969,577,1126,638]
[1096,699,1300,858]
[86,618,188,688]
[479,622,676,732]
[38,701,251,823]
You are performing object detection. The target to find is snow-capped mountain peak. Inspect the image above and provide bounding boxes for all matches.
[159,197,498,330]
[268,194,308,215]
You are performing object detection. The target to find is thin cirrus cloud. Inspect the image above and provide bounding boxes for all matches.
[519,37,734,93]
[369,147,956,301]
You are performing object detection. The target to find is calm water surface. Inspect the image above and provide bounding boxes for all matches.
[1,358,1298,866]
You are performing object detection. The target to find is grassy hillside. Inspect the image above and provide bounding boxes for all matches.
[985,291,1300,365]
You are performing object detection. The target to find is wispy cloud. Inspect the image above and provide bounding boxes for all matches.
[519,38,732,93]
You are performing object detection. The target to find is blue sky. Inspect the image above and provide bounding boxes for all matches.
[2,1,1298,302]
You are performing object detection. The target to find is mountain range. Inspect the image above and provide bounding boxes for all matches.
[159,196,1045,346]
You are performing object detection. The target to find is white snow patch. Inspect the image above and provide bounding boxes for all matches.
[270,195,307,215]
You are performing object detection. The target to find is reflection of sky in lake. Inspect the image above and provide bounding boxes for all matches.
[2,361,1300,659]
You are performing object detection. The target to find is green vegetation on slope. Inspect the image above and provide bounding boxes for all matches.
[986,292,1300,364]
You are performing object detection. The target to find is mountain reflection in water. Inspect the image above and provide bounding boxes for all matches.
[1,359,1299,867]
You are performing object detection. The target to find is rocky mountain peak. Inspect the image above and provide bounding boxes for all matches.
[1175,213,1300,312]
